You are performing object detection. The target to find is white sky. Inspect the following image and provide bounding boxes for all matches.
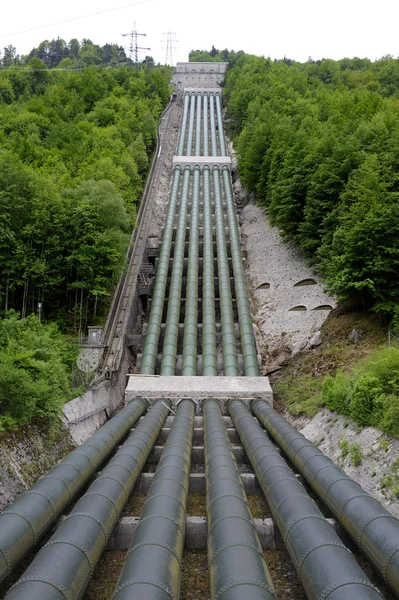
[1,0,398,65]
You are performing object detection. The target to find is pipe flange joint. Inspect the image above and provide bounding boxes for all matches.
[126,539,182,566]
[214,579,276,600]
[2,508,39,545]
[318,577,381,600]
[113,578,177,600]
[9,574,72,600]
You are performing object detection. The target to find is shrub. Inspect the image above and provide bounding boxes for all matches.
[0,313,79,431]
[349,375,382,426]
[322,348,399,438]
[338,437,349,458]
[323,372,351,415]
[348,443,363,466]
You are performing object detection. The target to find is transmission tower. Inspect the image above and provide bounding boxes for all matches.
[122,22,150,67]
[161,29,178,66]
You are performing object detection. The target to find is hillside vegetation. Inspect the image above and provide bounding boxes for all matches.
[220,52,399,322]
[0,58,171,328]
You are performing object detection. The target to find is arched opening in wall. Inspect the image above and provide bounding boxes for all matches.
[294,278,317,287]
[312,305,333,311]
[256,282,270,290]
[192,69,196,72]
[288,305,307,311]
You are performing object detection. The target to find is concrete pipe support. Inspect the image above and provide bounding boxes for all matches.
[182,166,201,375]
[229,400,383,600]
[161,166,191,375]
[213,167,239,375]
[5,400,169,600]
[222,167,260,376]
[140,166,182,373]
[251,399,399,597]
[112,399,195,599]
[0,398,147,586]
[202,166,217,375]
[204,400,277,600]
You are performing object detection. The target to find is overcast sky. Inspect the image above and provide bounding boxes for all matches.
[1,0,399,65]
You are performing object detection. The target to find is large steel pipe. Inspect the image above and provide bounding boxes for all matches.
[195,92,202,156]
[209,93,218,157]
[252,399,399,597]
[112,399,195,599]
[177,93,190,156]
[203,93,209,156]
[204,400,276,600]
[140,166,181,373]
[185,93,196,157]
[202,166,217,375]
[0,398,147,586]
[222,166,260,376]
[213,167,239,375]
[215,93,227,156]
[182,166,200,375]
[229,400,383,600]
[5,401,170,600]
[161,166,191,375]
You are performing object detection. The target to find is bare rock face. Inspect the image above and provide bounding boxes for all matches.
[300,410,399,518]
[240,203,336,372]
[348,328,363,343]
[0,424,75,511]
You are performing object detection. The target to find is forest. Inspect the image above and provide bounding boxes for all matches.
[0,38,149,69]
[207,50,399,324]
[0,50,171,329]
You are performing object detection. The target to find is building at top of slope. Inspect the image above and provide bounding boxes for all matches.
[173,62,228,90]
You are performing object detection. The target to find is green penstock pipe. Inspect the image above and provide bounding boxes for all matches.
[5,400,170,600]
[161,166,191,375]
[204,400,277,600]
[195,92,202,156]
[215,92,227,156]
[112,399,195,599]
[182,166,200,375]
[140,166,181,373]
[222,166,260,376]
[251,398,399,598]
[0,397,147,586]
[185,92,196,157]
[203,92,209,156]
[202,166,217,375]
[229,400,384,600]
[177,92,190,156]
[213,166,239,375]
[209,93,218,157]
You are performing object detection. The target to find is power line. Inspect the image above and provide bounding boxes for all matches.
[0,0,155,40]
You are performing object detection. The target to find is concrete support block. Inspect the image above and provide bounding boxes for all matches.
[125,376,273,409]
[131,472,261,495]
[108,517,343,551]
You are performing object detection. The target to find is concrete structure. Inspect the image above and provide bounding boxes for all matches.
[108,515,343,552]
[173,156,232,169]
[173,62,228,90]
[125,376,272,410]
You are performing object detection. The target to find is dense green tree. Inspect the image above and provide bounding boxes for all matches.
[223,52,399,319]
[0,313,79,430]
[0,60,171,325]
